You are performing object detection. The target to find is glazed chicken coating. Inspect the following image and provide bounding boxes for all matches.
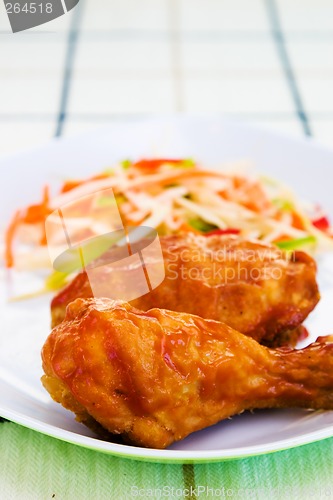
[51,234,319,346]
[42,298,333,449]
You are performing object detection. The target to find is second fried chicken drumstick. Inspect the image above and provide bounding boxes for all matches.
[51,234,319,346]
[42,298,333,449]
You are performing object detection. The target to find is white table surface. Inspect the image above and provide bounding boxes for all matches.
[0,0,332,155]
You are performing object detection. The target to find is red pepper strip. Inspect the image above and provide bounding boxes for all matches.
[133,159,185,170]
[204,228,240,237]
[312,215,330,231]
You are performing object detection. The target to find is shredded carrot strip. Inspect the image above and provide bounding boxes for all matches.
[61,180,82,193]
[125,168,227,191]
[39,186,50,245]
[61,173,110,194]
[291,210,305,231]
[22,186,50,225]
[5,186,51,265]
[5,210,21,268]
[18,185,51,245]
[133,158,185,171]
[177,222,202,234]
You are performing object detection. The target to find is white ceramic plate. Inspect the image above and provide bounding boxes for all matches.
[2,116,333,463]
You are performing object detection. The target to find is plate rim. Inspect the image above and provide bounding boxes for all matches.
[2,406,333,463]
[2,115,333,463]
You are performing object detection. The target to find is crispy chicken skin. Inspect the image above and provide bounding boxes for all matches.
[42,298,333,449]
[51,234,319,346]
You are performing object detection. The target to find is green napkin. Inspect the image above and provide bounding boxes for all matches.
[1,421,333,499]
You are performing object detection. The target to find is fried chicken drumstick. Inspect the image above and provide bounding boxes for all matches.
[42,298,333,449]
[51,234,319,346]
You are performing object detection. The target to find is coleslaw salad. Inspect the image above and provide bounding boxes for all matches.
[3,158,333,294]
